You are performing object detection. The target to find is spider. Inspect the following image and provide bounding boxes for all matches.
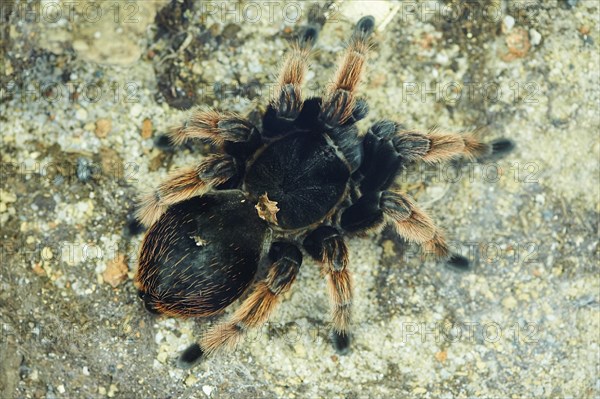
[133,15,513,368]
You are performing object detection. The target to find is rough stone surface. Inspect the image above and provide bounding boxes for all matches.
[1,1,598,398]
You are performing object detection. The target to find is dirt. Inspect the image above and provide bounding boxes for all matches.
[1,1,598,398]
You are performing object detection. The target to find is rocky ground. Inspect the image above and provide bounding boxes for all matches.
[1,0,598,398]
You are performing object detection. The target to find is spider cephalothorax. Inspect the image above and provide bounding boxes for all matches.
[133,15,513,367]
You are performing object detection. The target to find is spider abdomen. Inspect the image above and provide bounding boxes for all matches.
[244,132,350,230]
[136,190,270,317]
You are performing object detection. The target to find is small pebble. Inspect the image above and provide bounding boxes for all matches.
[185,374,198,387]
[57,385,65,394]
[502,296,518,310]
[32,263,45,276]
[503,15,515,32]
[130,103,143,117]
[293,343,306,357]
[202,385,214,397]
[102,255,128,288]
[434,52,449,65]
[107,384,118,398]
[529,29,542,46]
[95,118,112,138]
[435,350,448,363]
[503,28,531,61]
[77,157,95,182]
[41,247,53,260]
[156,351,168,363]
[535,194,545,205]
[221,23,241,39]
[579,25,590,35]
[141,118,153,139]
[73,39,89,52]
[1,190,17,203]
[76,108,88,121]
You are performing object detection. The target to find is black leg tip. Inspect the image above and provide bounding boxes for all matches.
[355,16,375,37]
[350,98,369,123]
[370,119,399,139]
[299,26,319,48]
[154,134,175,151]
[332,331,351,355]
[490,139,515,156]
[447,254,471,271]
[178,344,205,368]
[139,292,162,315]
[125,218,145,236]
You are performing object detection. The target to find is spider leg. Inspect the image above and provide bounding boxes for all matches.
[356,120,515,192]
[319,16,375,128]
[354,120,404,192]
[273,27,319,120]
[340,191,449,258]
[167,108,260,151]
[395,129,514,164]
[262,23,320,136]
[178,242,302,367]
[136,154,238,227]
[303,226,353,353]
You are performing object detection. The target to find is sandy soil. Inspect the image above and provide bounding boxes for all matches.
[1,1,598,398]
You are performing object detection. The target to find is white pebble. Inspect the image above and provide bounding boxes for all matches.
[435,52,449,65]
[155,331,164,344]
[503,15,515,32]
[30,369,39,381]
[76,108,88,121]
[130,104,143,117]
[529,28,542,46]
[535,194,545,205]
[202,385,214,397]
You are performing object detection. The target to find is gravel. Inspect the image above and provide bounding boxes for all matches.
[1,1,598,398]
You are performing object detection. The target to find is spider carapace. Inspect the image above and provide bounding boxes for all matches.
[133,15,513,367]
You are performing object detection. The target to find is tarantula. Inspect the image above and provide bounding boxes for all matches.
[133,15,512,367]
